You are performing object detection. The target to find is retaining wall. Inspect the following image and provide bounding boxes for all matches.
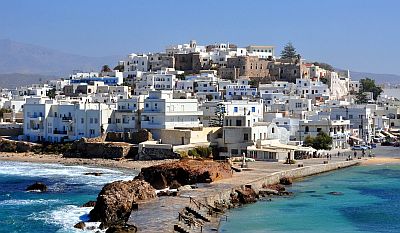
[202,160,360,205]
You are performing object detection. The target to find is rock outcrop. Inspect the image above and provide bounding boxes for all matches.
[81,200,97,207]
[105,224,137,233]
[66,139,137,159]
[73,222,86,230]
[89,180,156,228]
[138,159,232,189]
[84,172,103,176]
[279,177,293,185]
[26,182,48,192]
[0,138,40,153]
[232,186,258,204]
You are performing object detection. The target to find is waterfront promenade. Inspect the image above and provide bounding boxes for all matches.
[129,156,362,233]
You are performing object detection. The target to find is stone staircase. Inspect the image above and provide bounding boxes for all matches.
[174,224,191,233]
[174,197,225,233]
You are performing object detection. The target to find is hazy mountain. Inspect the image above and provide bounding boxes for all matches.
[0,73,56,89]
[349,71,400,84]
[0,39,121,75]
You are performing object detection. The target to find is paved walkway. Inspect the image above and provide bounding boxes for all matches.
[128,156,362,233]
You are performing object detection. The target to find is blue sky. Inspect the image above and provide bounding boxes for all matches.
[1,0,400,74]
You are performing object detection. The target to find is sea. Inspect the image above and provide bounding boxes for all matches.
[1,160,400,233]
[0,160,137,233]
[220,163,400,233]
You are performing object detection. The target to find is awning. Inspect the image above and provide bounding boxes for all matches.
[349,136,363,142]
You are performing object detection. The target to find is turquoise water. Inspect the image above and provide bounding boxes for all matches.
[220,164,400,233]
[0,161,137,233]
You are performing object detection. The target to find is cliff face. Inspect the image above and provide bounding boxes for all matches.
[89,180,156,227]
[138,159,233,189]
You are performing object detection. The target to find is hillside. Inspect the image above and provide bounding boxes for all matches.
[0,39,121,75]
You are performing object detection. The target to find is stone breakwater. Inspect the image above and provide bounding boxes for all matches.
[127,159,360,233]
[202,160,360,207]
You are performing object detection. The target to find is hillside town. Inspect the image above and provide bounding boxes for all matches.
[0,40,394,162]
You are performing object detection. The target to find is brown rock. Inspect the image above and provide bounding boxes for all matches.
[138,159,232,189]
[105,224,137,233]
[81,200,96,207]
[74,222,86,230]
[84,172,103,176]
[151,173,168,190]
[263,184,286,192]
[169,180,181,189]
[234,187,258,204]
[89,180,156,228]
[26,182,48,192]
[280,177,293,185]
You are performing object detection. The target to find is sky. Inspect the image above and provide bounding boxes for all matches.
[1,0,400,75]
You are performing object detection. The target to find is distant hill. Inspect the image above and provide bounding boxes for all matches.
[0,39,121,75]
[0,73,56,89]
[349,71,400,84]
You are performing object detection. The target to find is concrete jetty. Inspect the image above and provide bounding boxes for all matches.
[129,158,361,232]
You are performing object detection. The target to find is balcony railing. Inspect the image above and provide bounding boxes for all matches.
[53,130,68,135]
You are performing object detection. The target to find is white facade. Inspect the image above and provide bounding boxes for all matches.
[141,91,203,130]
[24,99,114,142]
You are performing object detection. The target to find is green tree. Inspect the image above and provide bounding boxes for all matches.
[280,42,297,59]
[303,131,332,150]
[355,92,368,104]
[359,78,383,100]
[101,65,112,72]
[313,62,334,71]
[46,88,56,99]
[303,135,314,147]
[313,131,333,150]
[210,103,226,127]
[0,108,12,118]
[113,64,124,72]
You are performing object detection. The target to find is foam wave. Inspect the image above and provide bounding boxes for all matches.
[0,198,62,206]
[30,205,105,233]
[0,161,136,188]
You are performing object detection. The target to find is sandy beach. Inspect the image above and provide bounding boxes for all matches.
[360,156,400,165]
[0,152,177,170]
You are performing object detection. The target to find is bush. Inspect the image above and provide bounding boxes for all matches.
[188,147,212,158]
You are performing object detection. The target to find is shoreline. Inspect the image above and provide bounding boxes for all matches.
[0,152,178,171]
[2,151,400,232]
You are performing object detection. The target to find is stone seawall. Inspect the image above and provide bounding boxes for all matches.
[203,160,359,206]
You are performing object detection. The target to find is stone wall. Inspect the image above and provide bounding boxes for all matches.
[106,129,152,144]
[136,145,180,160]
[0,137,40,152]
[68,139,137,159]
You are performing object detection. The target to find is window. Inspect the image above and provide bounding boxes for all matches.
[272,127,275,133]
[94,118,98,124]
[244,133,248,141]
[90,118,93,124]
[317,128,322,132]
[108,118,111,124]
[236,120,242,126]
[231,149,239,155]
[234,107,238,112]
[81,118,84,124]
[251,107,256,112]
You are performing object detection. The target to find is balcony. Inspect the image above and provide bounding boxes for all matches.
[53,130,68,135]
[62,116,73,122]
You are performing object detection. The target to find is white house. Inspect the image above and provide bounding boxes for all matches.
[141,91,203,137]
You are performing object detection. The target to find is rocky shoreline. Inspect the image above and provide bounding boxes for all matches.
[0,152,178,170]
[0,151,377,232]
